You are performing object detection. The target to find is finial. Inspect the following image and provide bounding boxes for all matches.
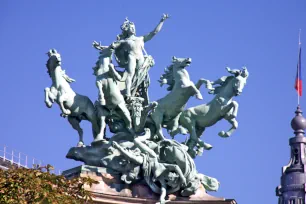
[299,29,301,45]
[291,105,306,136]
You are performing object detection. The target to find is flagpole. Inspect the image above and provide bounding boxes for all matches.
[298,29,301,105]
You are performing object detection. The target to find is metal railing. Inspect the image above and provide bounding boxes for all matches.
[0,144,61,175]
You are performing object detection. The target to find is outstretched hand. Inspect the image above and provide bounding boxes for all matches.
[161,14,170,22]
[93,41,107,50]
[93,41,100,49]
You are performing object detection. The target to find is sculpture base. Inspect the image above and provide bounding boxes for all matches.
[63,165,236,204]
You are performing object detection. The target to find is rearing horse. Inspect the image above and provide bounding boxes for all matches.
[177,67,249,157]
[149,56,205,140]
[44,49,102,146]
[92,46,133,139]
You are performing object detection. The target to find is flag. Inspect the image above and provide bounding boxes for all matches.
[295,47,302,96]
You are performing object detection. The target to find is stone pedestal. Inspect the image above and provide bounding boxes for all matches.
[63,165,237,204]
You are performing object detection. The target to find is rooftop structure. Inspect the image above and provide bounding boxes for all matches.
[276,106,306,204]
[0,144,61,174]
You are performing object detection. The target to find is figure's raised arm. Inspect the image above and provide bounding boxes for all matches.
[93,41,108,50]
[109,40,122,49]
[143,14,169,43]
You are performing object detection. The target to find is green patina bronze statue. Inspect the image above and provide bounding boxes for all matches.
[44,49,103,147]
[44,14,248,204]
[176,67,249,157]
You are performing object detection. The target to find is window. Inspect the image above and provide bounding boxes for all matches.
[298,198,304,204]
[293,148,300,164]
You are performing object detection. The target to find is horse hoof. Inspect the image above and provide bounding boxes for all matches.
[196,147,204,156]
[77,142,85,147]
[203,143,213,150]
[45,101,52,108]
[95,133,105,141]
[196,93,203,100]
[218,131,229,138]
[179,127,188,135]
[60,113,68,118]
[64,109,71,115]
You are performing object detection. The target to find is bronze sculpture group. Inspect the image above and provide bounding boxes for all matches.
[44,14,248,204]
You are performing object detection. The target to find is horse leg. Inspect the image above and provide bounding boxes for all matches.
[195,126,213,152]
[181,81,203,100]
[194,126,205,156]
[190,83,203,100]
[230,101,239,118]
[218,101,239,137]
[58,92,71,115]
[95,104,110,141]
[179,113,198,157]
[85,103,103,142]
[222,101,238,118]
[68,116,84,147]
[117,102,133,131]
[178,126,188,135]
[186,123,198,158]
[220,117,238,137]
[195,78,207,89]
[169,128,180,139]
[151,112,165,140]
[49,87,57,103]
[169,113,181,138]
[196,78,217,94]
[169,115,188,138]
[44,87,53,108]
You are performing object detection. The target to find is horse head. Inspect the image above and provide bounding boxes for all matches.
[93,47,114,76]
[46,49,61,75]
[232,67,249,96]
[159,56,192,90]
[172,56,192,69]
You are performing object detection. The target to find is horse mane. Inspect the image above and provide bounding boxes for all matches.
[158,64,175,91]
[46,53,61,78]
[92,47,114,76]
[211,76,234,95]
[46,55,58,77]
[46,63,52,77]
[61,70,76,83]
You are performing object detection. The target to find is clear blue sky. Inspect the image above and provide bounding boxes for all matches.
[0,1,305,203]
